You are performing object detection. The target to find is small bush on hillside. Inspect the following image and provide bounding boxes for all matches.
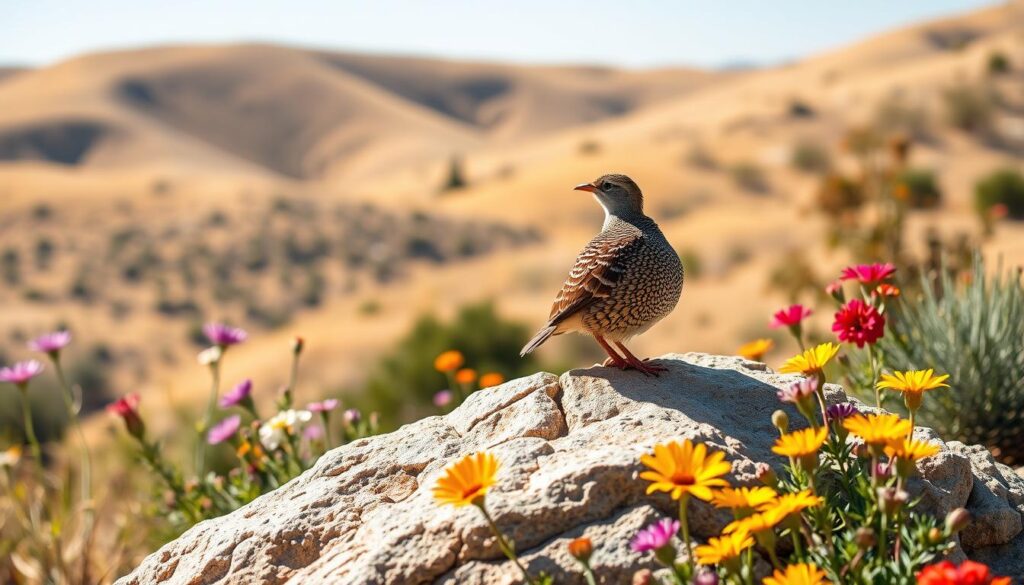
[684,144,717,170]
[942,82,994,134]
[790,140,830,173]
[974,168,1024,219]
[441,156,467,192]
[679,249,703,280]
[2,247,20,285]
[987,51,1011,75]
[874,94,931,141]
[815,173,864,217]
[896,169,943,209]
[878,256,1024,464]
[729,161,769,193]
[578,139,601,155]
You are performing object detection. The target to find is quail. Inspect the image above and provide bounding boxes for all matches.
[520,174,683,376]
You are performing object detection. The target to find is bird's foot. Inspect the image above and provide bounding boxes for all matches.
[602,356,629,370]
[626,358,668,377]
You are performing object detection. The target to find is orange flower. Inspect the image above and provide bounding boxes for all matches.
[640,440,731,501]
[455,368,477,385]
[567,537,593,562]
[737,338,774,361]
[433,451,500,507]
[875,284,901,297]
[479,372,505,388]
[434,350,465,373]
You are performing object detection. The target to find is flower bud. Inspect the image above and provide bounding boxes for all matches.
[567,537,593,563]
[854,527,876,549]
[694,569,720,585]
[200,497,213,511]
[876,487,909,516]
[945,508,971,534]
[771,410,789,434]
[755,462,778,487]
[291,336,304,355]
[632,569,653,585]
[928,527,944,545]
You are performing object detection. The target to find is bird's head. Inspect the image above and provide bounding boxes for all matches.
[574,174,644,218]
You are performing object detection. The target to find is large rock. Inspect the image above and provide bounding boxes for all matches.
[117,354,1024,584]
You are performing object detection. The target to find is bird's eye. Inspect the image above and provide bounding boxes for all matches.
[602,182,612,190]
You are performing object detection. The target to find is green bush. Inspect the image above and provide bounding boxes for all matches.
[974,168,1024,219]
[877,256,1024,464]
[790,140,830,173]
[441,155,467,192]
[355,302,541,428]
[987,51,1010,75]
[897,169,942,209]
[942,82,994,133]
[729,162,768,193]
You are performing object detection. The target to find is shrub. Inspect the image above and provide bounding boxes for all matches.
[2,247,20,286]
[987,51,1010,75]
[679,249,703,280]
[729,162,768,193]
[896,169,942,209]
[441,155,467,192]
[684,144,717,170]
[974,168,1024,219]
[874,95,930,141]
[878,256,1024,464]
[942,82,994,134]
[815,173,864,217]
[790,140,830,173]
[578,139,601,155]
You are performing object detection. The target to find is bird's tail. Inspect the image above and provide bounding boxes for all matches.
[520,325,557,356]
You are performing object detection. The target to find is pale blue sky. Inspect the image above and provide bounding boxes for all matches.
[2,0,1000,68]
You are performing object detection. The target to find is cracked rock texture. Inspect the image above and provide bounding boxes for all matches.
[117,353,1024,584]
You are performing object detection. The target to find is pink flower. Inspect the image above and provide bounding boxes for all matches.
[832,299,885,348]
[631,518,679,553]
[770,304,812,329]
[0,360,44,386]
[207,415,241,445]
[840,263,896,285]
[826,403,859,421]
[28,331,72,355]
[220,379,253,408]
[777,377,818,404]
[433,390,453,408]
[308,399,339,413]
[203,323,248,347]
[343,408,361,425]
[107,393,145,438]
[303,424,324,441]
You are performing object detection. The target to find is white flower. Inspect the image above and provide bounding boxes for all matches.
[258,409,312,450]
[197,346,222,366]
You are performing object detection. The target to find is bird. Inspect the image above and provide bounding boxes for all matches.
[520,174,683,376]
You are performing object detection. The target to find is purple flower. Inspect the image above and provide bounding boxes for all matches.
[630,518,679,553]
[826,403,859,421]
[220,379,253,408]
[777,377,818,404]
[207,415,241,445]
[28,331,72,355]
[308,399,339,413]
[303,424,324,441]
[203,323,248,347]
[433,390,453,408]
[343,408,361,425]
[0,360,45,386]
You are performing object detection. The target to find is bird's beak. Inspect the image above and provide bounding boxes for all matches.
[574,183,597,193]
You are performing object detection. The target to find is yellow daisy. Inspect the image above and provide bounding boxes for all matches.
[759,490,824,523]
[710,486,778,510]
[738,338,774,362]
[885,438,941,478]
[640,440,732,501]
[695,530,754,566]
[779,343,840,376]
[433,451,500,507]
[772,427,828,471]
[763,562,831,585]
[842,414,912,448]
[723,508,783,534]
[877,369,949,411]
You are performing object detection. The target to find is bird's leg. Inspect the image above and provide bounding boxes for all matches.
[615,342,668,376]
[594,335,629,369]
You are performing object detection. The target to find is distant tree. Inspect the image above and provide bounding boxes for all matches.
[441,156,467,192]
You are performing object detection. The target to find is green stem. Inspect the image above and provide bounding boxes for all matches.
[867,345,880,409]
[197,362,221,476]
[478,503,535,585]
[678,495,695,573]
[53,359,93,531]
[19,387,43,465]
[580,563,597,585]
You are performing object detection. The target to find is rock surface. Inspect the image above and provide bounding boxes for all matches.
[117,354,1024,584]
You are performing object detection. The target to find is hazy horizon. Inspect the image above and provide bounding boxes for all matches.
[3,0,1001,69]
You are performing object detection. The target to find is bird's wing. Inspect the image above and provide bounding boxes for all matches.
[546,233,643,326]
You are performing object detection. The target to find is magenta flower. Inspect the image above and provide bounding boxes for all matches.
[777,377,818,404]
[107,393,145,439]
[220,379,253,408]
[343,408,361,425]
[833,299,885,348]
[770,304,812,329]
[826,403,859,421]
[303,425,324,441]
[28,331,72,355]
[207,415,241,445]
[203,322,248,347]
[0,360,44,387]
[630,518,679,553]
[308,399,339,413]
[840,263,896,285]
[433,390,453,408]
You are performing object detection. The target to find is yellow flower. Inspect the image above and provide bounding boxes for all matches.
[695,530,754,565]
[640,440,731,501]
[711,486,778,510]
[763,562,831,585]
[433,451,500,507]
[842,414,912,448]
[723,508,783,534]
[772,427,828,458]
[877,369,949,411]
[884,438,940,461]
[779,343,840,376]
[434,350,465,373]
[479,372,505,388]
[759,490,823,522]
[738,338,774,362]
[455,368,477,385]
